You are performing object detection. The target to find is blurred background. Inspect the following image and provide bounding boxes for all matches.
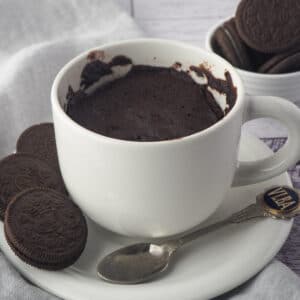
[116,0,240,46]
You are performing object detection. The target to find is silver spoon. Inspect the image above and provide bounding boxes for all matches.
[98,185,300,284]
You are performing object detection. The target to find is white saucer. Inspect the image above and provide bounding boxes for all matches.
[0,134,293,300]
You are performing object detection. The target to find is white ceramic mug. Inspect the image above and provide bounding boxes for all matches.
[51,39,300,238]
[205,19,300,105]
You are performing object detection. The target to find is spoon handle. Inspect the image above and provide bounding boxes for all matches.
[174,185,300,246]
[176,203,266,246]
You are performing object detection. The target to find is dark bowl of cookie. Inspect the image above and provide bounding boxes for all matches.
[206,0,300,104]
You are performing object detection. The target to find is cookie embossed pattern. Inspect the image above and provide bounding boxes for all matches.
[4,188,87,270]
[16,123,60,174]
[0,153,66,220]
[236,0,300,54]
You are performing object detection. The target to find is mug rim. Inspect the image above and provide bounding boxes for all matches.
[205,18,300,79]
[51,38,245,145]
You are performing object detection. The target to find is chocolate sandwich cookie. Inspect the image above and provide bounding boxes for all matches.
[0,153,65,219]
[247,49,273,71]
[236,0,300,53]
[258,51,300,74]
[0,197,5,218]
[16,123,60,174]
[212,18,252,70]
[4,188,87,270]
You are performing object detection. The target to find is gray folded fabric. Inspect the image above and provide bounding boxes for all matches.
[0,252,59,300]
[215,261,300,300]
[0,0,143,157]
[0,0,299,299]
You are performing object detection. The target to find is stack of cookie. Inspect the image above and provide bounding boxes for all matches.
[0,123,87,270]
[212,0,300,73]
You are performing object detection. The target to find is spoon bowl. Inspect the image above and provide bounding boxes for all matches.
[97,242,178,284]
